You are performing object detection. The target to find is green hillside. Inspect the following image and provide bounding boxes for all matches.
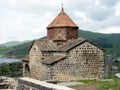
[0,41,32,58]
[0,44,6,49]
[79,30,120,56]
[0,30,120,58]
[4,41,30,47]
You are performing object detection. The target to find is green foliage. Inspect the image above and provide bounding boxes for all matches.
[0,48,12,54]
[93,38,113,48]
[0,63,11,75]
[112,60,120,73]
[97,81,113,90]
[105,75,115,79]
[0,62,22,77]
[97,79,120,90]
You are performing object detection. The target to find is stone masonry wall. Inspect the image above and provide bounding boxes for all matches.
[16,77,74,90]
[28,41,104,82]
[69,41,104,79]
[29,42,43,79]
[29,43,53,80]
[47,27,78,40]
[51,41,104,81]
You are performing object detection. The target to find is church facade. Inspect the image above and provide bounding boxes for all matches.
[23,8,105,82]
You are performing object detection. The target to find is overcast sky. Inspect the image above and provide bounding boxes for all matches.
[0,0,120,44]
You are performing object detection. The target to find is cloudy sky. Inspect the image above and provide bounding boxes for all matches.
[0,0,120,44]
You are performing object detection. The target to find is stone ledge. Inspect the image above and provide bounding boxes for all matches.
[17,77,74,90]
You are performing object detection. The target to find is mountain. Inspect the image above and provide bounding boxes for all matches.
[78,30,120,56]
[2,41,32,58]
[0,40,32,57]
[0,30,120,57]
[0,44,6,49]
[4,41,30,47]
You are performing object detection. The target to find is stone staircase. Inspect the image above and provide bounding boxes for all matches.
[0,76,16,89]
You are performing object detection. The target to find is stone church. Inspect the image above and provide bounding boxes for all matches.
[23,7,105,82]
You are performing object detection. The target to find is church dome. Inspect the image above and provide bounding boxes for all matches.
[47,8,78,29]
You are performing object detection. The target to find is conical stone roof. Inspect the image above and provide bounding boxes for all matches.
[47,8,78,29]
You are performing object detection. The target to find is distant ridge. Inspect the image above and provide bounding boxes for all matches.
[0,44,6,49]
[0,30,120,57]
[3,41,30,47]
[78,30,120,56]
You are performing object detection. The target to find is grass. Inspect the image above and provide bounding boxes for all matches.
[70,78,120,90]
[78,79,99,84]
[70,80,100,90]
[70,85,82,89]
[97,78,120,90]
[98,81,113,90]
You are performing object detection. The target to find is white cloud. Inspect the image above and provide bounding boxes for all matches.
[98,26,120,34]
[85,5,113,21]
[115,2,120,16]
[95,0,100,5]
[75,11,89,22]
[0,0,120,44]
[100,0,119,7]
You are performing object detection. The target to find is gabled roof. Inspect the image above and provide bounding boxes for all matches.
[32,37,86,52]
[35,39,57,51]
[42,55,66,65]
[57,38,86,51]
[29,37,104,52]
[47,8,78,29]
